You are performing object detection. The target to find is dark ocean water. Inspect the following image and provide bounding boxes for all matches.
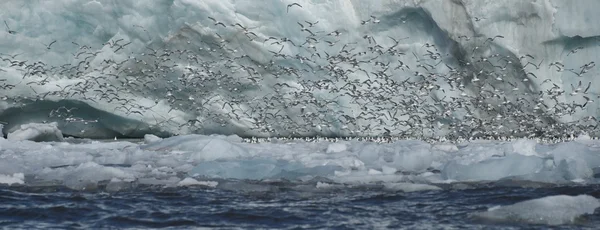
[1,182,600,229]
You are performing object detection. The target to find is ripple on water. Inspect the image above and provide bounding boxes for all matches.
[0,184,599,229]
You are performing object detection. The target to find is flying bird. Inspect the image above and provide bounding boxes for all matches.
[304,20,319,27]
[287,3,302,13]
[44,40,57,50]
[567,46,584,56]
[483,35,504,44]
[208,17,227,27]
[4,20,16,34]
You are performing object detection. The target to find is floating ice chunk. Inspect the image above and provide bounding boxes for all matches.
[191,159,284,180]
[326,142,348,153]
[224,135,243,143]
[191,158,342,180]
[384,183,441,192]
[141,134,207,151]
[316,182,335,189]
[432,143,458,152]
[511,139,538,156]
[0,160,25,175]
[321,155,364,170]
[143,134,162,144]
[473,195,600,226]
[63,162,134,191]
[357,143,381,165]
[381,165,397,175]
[7,122,64,142]
[451,141,510,166]
[392,142,433,172]
[442,154,545,181]
[177,177,198,186]
[156,157,182,168]
[555,158,593,181]
[142,135,248,162]
[177,177,218,187]
[552,142,600,180]
[105,178,132,192]
[0,173,24,185]
[358,141,432,172]
[368,169,383,175]
[274,165,343,181]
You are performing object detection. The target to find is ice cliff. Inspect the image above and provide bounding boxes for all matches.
[0,0,599,139]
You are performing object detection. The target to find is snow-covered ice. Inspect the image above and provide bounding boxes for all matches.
[473,195,600,225]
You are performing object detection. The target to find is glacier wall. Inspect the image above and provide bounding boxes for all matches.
[1,0,599,139]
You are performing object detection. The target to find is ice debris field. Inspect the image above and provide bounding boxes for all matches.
[2,123,600,225]
[2,123,600,189]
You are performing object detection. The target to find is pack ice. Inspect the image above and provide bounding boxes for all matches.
[1,127,600,192]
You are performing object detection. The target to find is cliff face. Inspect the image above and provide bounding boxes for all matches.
[0,0,598,138]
